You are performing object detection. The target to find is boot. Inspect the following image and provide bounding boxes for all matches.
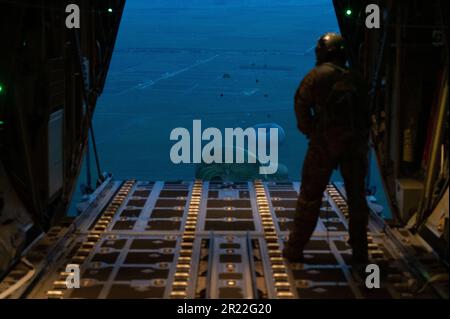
[282,241,305,262]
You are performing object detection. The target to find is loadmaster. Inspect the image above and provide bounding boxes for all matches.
[283,33,371,266]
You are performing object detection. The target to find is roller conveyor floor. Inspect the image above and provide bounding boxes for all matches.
[2,180,447,299]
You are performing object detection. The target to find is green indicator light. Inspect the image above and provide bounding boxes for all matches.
[345,9,352,16]
[108,8,113,13]
[0,85,3,93]
[0,120,4,125]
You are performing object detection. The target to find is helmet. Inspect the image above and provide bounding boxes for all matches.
[315,32,346,65]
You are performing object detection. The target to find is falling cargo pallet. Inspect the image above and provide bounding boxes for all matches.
[2,180,447,299]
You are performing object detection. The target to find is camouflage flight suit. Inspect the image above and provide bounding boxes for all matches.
[288,62,371,262]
